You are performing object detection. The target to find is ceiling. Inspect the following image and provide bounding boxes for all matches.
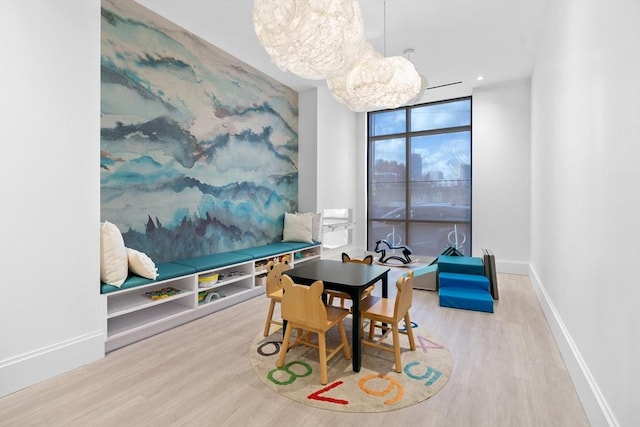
[137,0,551,104]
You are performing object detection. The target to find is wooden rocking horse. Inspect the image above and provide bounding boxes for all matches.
[374,239,413,264]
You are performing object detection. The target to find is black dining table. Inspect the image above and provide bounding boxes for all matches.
[284,259,389,372]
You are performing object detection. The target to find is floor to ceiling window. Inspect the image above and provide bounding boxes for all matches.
[367,97,472,257]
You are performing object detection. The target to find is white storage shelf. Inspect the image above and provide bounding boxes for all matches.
[108,300,192,339]
[197,261,255,307]
[253,246,321,276]
[104,244,322,352]
[198,283,249,305]
[107,276,194,319]
[198,262,253,291]
[294,246,322,264]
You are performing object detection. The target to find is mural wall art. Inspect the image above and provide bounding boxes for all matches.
[101,0,298,263]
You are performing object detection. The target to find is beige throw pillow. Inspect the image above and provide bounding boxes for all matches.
[127,248,158,280]
[100,221,128,286]
[298,211,321,242]
[282,212,313,243]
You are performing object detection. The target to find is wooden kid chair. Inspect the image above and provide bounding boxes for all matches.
[360,270,416,373]
[326,252,376,308]
[262,259,291,336]
[277,275,352,385]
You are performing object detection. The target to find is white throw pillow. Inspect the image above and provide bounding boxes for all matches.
[298,211,321,242]
[282,212,313,243]
[100,221,128,286]
[127,248,158,280]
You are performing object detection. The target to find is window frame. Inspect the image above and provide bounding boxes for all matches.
[366,96,472,257]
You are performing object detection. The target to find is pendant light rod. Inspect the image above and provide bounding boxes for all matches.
[383,0,387,57]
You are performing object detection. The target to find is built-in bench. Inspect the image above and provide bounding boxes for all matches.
[101,242,318,294]
[102,241,322,352]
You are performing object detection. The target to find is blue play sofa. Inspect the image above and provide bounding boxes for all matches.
[437,255,494,313]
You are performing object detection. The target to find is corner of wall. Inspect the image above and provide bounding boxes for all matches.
[298,88,319,212]
[495,260,529,275]
[0,332,104,398]
[528,265,620,427]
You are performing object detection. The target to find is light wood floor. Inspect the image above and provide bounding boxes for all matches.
[0,271,590,427]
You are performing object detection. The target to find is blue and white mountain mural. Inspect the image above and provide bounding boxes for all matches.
[101,0,298,263]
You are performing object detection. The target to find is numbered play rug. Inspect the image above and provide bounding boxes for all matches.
[249,320,453,412]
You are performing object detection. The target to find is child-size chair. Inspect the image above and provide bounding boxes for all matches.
[277,275,352,385]
[262,259,291,336]
[360,270,416,373]
[325,252,376,308]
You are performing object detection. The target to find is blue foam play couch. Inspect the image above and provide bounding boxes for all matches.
[438,271,494,313]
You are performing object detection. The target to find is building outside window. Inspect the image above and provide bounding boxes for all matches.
[367,97,472,258]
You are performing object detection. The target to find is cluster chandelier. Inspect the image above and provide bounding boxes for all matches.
[253,0,425,112]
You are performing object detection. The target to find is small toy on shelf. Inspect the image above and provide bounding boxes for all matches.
[203,291,226,303]
[144,287,182,300]
[198,273,219,288]
[198,291,207,303]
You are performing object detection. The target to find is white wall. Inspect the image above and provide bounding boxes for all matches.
[313,85,360,254]
[297,89,318,212]
[531,2,640,426]
[472,80,531,273]
[354,112,369,255]
[312,106,366,258]
[0,0,104,397]
[315,86,358,212]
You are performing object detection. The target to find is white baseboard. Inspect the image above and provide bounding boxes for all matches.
[0,331,104,398]
[496,259,529,275]
[528,265,619,427]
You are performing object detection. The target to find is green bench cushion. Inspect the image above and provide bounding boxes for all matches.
[102,242,321,294]
[101,262,197,294]
[232,243,298,259]
[173,252,253,272]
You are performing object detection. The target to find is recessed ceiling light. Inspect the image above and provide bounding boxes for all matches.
[477,75,484,81]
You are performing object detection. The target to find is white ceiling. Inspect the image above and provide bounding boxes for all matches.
[137,0,551,103]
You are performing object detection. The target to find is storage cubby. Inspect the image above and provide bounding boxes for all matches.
[293,246,322,264]
[105,275,196,347]
[107,276,195,320]
[254,253,292,274]
[104,243,322,352]
[108,298,193,338]
[196,261,254,307]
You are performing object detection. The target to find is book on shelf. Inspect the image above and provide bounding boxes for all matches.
[143,287,182,300]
